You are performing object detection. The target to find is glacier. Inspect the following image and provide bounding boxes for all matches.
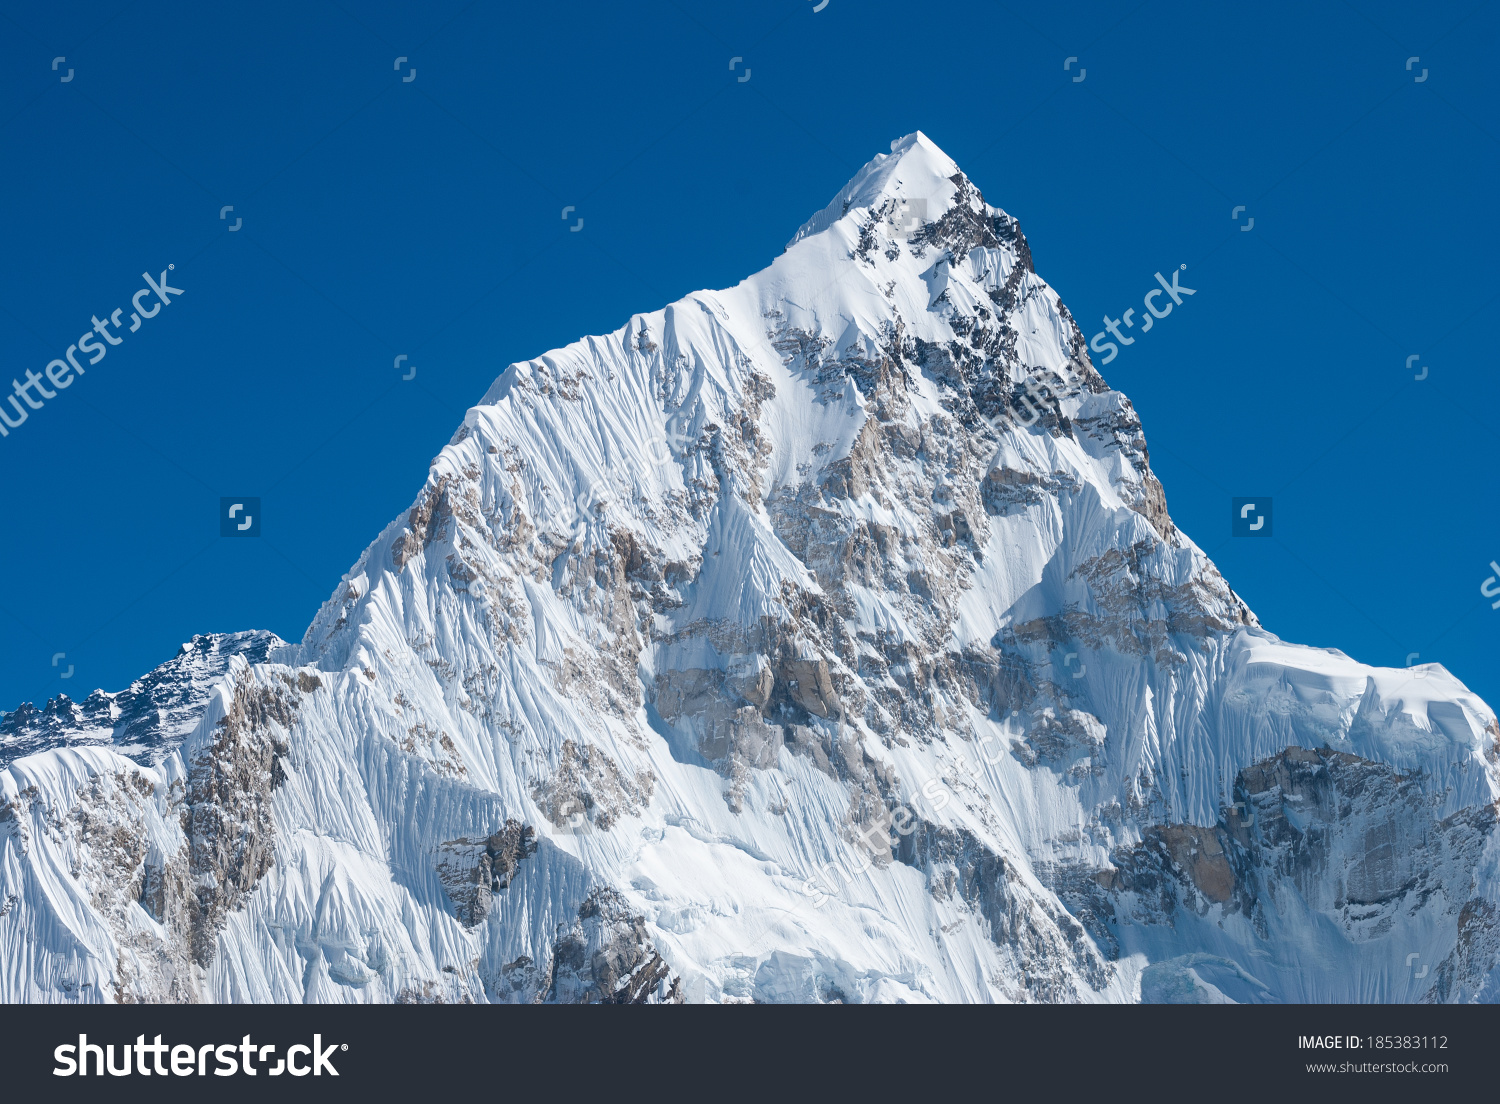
[3,131,1498,1004]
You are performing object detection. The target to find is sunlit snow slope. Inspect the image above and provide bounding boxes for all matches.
[5,132,1498,1004]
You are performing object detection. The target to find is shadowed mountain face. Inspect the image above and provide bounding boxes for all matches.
[3,133,1497,1004]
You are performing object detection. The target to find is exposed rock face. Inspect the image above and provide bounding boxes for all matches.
[0,659,316,1001]
[655,665,784,780]
[539,889,683,1004]
[897,820,1114,1001]
[25,762,195,1003]
[436,819,538,926]
[781,658,842,720]
[0,631,282,769]
[183,672,300,965]
[529,739,654,833]
[1430,899,1500,1003]
[1037,746,1500,1001]
[1011,706,1107,777]
[2,132,1497,1004]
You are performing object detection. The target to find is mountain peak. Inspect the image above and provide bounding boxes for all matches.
[3,134,1497,1006]
[788,130,975,248]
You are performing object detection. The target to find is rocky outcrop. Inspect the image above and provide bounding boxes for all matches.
[1,662,320,1000]
[0,631,284,770]
[1049,746,1500,999]
[435,819,538,926]
[1011,706,1107,778]
[182,672,303,966]
[539,888,683,1004]
[530,739,654,833]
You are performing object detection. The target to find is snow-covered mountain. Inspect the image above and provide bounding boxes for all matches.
[5,132,1498,1004]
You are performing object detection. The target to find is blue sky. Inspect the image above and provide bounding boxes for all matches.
[1,0,1495,712]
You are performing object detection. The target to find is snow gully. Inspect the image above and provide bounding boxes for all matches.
[1088,265,1196,365]
[0,267,184,440]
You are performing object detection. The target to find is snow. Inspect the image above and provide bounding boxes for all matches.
[3,132,1498,1004]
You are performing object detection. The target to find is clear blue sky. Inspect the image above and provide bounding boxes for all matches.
[1,0,1495,713]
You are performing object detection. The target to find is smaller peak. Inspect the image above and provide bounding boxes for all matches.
[171,630,285,665]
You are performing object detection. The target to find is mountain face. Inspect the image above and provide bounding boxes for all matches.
[5,132,1498,1004]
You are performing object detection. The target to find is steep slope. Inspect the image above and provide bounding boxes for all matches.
[4,132,1498,1004]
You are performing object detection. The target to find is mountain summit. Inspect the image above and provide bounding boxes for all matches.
[4,132,1497,1004]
